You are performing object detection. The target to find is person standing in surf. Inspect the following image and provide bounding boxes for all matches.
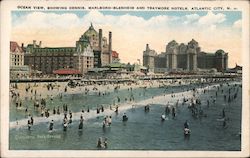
[27,120,31,130]
[49,120,54,131]
[184,120,189,129]
[79,115,83,130]
[222,108,226,118]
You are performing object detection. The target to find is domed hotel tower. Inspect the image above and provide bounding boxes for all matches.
[76,23,112,68]
[23,23,113,75]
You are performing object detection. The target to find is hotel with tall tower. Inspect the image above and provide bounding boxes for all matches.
[22,23,114,75]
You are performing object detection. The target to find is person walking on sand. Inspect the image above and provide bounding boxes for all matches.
[57,106,60,115]
[101,105,104,112]
[53,107,56,115]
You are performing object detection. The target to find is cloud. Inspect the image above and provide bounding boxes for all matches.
[14,12,82,29]
[198,11,226,26]
[233,19,242,29]
[183,14,200,24]
[11,10,242,67]
[81,10,172,30]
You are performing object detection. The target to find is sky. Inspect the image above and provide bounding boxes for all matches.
[11,10,242,68]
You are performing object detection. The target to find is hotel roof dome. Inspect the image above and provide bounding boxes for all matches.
[215,49,225,54]
[83,23,98,38]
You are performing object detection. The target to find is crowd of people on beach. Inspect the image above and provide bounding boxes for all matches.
[10,77,241,149]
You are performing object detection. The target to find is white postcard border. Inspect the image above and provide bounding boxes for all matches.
[1,0,249,157]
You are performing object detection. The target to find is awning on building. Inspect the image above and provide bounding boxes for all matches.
[88,68,109,72]
[53,69,81,75]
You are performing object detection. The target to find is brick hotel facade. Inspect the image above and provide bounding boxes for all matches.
[23,23,115,75]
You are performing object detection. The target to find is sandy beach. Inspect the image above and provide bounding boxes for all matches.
[10,78,197,100]
[10,81,218,129]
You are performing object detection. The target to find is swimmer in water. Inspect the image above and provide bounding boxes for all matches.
[115,106,118,113]
[63,122,68,131]
[49,120,54,131]
[222,108,226,118]
[122,113,128,121]
[108,116,112,126]
[223,119,227,128]
[27,120,31,130]
[161,114,166,121]
[97,137,102,148]
[79,118,83,130]
[103,138,108,149]
[30,116,34,125]
[184,120,189,129]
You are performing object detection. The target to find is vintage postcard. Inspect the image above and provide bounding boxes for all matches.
[1,0,249,157]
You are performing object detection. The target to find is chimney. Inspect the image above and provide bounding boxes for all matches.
[33,40,36,48]
[39,41,42,48]
[146,44,149,51]
[21,43,24,52]
[99,29,102,52]
[109,31,112,63]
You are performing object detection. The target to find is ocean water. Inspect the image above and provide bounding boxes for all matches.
[9,81,242,150]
